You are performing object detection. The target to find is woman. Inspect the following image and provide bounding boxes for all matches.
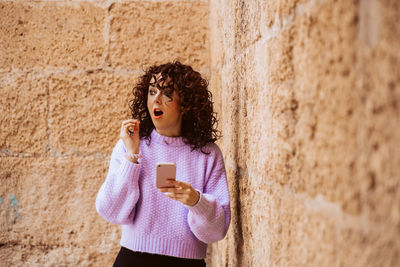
[95,61,230,266]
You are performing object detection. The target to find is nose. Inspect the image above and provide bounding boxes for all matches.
[155,92,162,104]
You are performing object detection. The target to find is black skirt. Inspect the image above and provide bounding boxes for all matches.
[113,246,206,267]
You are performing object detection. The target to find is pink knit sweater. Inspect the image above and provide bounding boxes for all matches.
[95,130,230,259]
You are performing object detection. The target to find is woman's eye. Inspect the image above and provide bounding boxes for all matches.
[149,90,156,95]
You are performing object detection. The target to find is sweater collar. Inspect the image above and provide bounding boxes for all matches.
[150,129,186,147]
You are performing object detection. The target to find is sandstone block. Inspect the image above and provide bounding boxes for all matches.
[220,1,238,64]
[355,0,400,227]
[239,31,295,188]
[0,2,105,71]
[48,71,138,157]
[0,243,119,267]
[219,62,237,162]
[210,0,400,266]
[206,240,229,267]
[234,1,263,49]
[0,156,119,262]
[263,0,308,30]
[247,183,400,266]
[109,2,209,71]
[289,0,361,214]
[0,73,49,156]
[209,1,225,68]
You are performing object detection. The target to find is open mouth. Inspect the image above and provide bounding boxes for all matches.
[153,108,164,118]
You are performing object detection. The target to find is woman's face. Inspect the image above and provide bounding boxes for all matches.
[147,74,183,137]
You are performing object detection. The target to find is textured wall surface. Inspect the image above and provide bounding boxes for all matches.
[2,0,400,266]
[208,0,400,266]
[0,0,209,265]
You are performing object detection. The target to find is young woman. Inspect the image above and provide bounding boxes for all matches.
[95,61,230,266]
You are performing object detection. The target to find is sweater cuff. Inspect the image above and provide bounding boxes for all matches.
[185,192,209,215]
[119,157,140,179]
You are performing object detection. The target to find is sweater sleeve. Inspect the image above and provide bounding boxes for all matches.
[95,139,141,225]
[185,146,231,244]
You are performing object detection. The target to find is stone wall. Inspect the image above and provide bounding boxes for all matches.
[0,1,209,265]
[208,0,400,266]
[2,0,400,266]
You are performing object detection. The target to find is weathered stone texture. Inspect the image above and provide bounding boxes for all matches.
[208,0,400,266]
[0,2,105,71]
[265,184,400,267]
[0,71,137,158]
[109,1,209,71]
[0,245,118,267]
[2,0,400,265]
[49,72,137,157]
[263,0,307,29]
[0,73,49,156]
[1,0,210,265]
[0,156,120,266]
[355,0,400,228]
[290,0,361,214]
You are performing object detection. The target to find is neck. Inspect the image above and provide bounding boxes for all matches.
[155,127,181,137]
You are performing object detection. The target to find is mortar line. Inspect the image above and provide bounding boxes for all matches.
[0,65,211,77]
[0,68,142,77]
[0,149,110,159]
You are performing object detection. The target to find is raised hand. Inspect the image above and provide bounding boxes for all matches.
[120,119,140,154]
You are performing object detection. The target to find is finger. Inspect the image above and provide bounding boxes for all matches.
[123,122,139,134]
[122,122,138,128]
[159,188,174,193]
[162,184,185,192]
[169,180,191,189]
[163,180,179,188]
[121,122,137,131]
[159,181,178,189]
[122,122,139,130]
[166,179,187,187]
[159,188,185,194]
[168,187,190,194]
[164,193,184,203]
[122,119,138,124]
[164,192,174,197]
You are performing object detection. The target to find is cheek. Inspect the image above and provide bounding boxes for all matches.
[169,94,181,112]
[166,101,181,113]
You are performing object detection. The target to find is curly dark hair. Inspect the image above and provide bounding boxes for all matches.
[128,61,220,153]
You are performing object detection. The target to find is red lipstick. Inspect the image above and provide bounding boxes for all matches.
[153,108,164,119]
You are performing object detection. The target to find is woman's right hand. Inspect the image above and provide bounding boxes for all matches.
[120,119,140,154]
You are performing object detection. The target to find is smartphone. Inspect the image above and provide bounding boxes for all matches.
[156,163,176,188]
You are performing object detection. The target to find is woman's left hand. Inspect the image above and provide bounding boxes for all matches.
[159,180,200,206]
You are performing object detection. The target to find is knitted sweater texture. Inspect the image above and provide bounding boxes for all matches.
[95,130,231,259]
